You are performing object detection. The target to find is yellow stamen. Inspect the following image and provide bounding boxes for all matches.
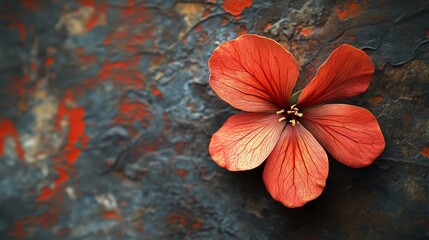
[289,119,296,126]
[276,109,285,115]
[278,117,286,122]
[297,113,303,117]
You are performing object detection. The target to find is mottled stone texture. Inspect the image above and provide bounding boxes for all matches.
[0,0,428,239]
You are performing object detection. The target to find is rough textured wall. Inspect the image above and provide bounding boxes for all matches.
[0,0,428,239]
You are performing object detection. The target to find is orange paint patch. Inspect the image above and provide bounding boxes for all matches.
[300,28,312,36]
[0,118,25,160]
[221,0,253,16]
[421,146,429,158]
[295,26,312,37]
[335,0,365,20]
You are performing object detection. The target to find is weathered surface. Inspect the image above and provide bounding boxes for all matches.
[0,0,428,239]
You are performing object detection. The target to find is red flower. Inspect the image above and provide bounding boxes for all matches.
[208,34,385,207]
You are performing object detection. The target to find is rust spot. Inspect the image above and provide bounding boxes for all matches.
[263,22,272,32]
[335,0,365,21]
[166,213,188,227]
[8,21,26,41]
[368,95,384,105]
[221,0,253,16]
[9,221,27,239]
[236,25,248,36]
[0,118,25,160]
[113,100,153,128]
[176,168,189,178]
[102,211,121,221]
[191,218,202,230]
[21,0,41,11]
[295,26,312,37]
[221,17,229,26]
[151,85,162,98]
[44,56,55,67]
[421,146,429,158]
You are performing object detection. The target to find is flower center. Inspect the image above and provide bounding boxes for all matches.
[276,104,303,126]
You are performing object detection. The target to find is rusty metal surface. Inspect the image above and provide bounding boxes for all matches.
[0,0,428,239]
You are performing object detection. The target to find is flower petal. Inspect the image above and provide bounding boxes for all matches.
[297,44,374,108]
[209,113,284,171]
[263,124,328,208]
[209,34,299,112]
[301,104,385,168]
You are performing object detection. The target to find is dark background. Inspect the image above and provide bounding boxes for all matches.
[0,0,428,239]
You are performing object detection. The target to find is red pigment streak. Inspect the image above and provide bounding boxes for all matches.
[9,21,26,41]
[9,221,27,239]
[102,211,121,220]
[8,75,30,96]
[203,9,210,18]
[335,0,364,20]
[78,0,107,31]
[44,56,55,67]
[221,0,253,16]
[38,90,88,201]
[21,0,41,11]
[78,0,95,7]
[150,85,162,98]
[36,211,59,229]
[37,167,69,201]
[123,0,136,17]
[0,118,25,160]
[86,14,99,30]
[98,61,145,90]
[421,146,429,158]
[113,101,153,127]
